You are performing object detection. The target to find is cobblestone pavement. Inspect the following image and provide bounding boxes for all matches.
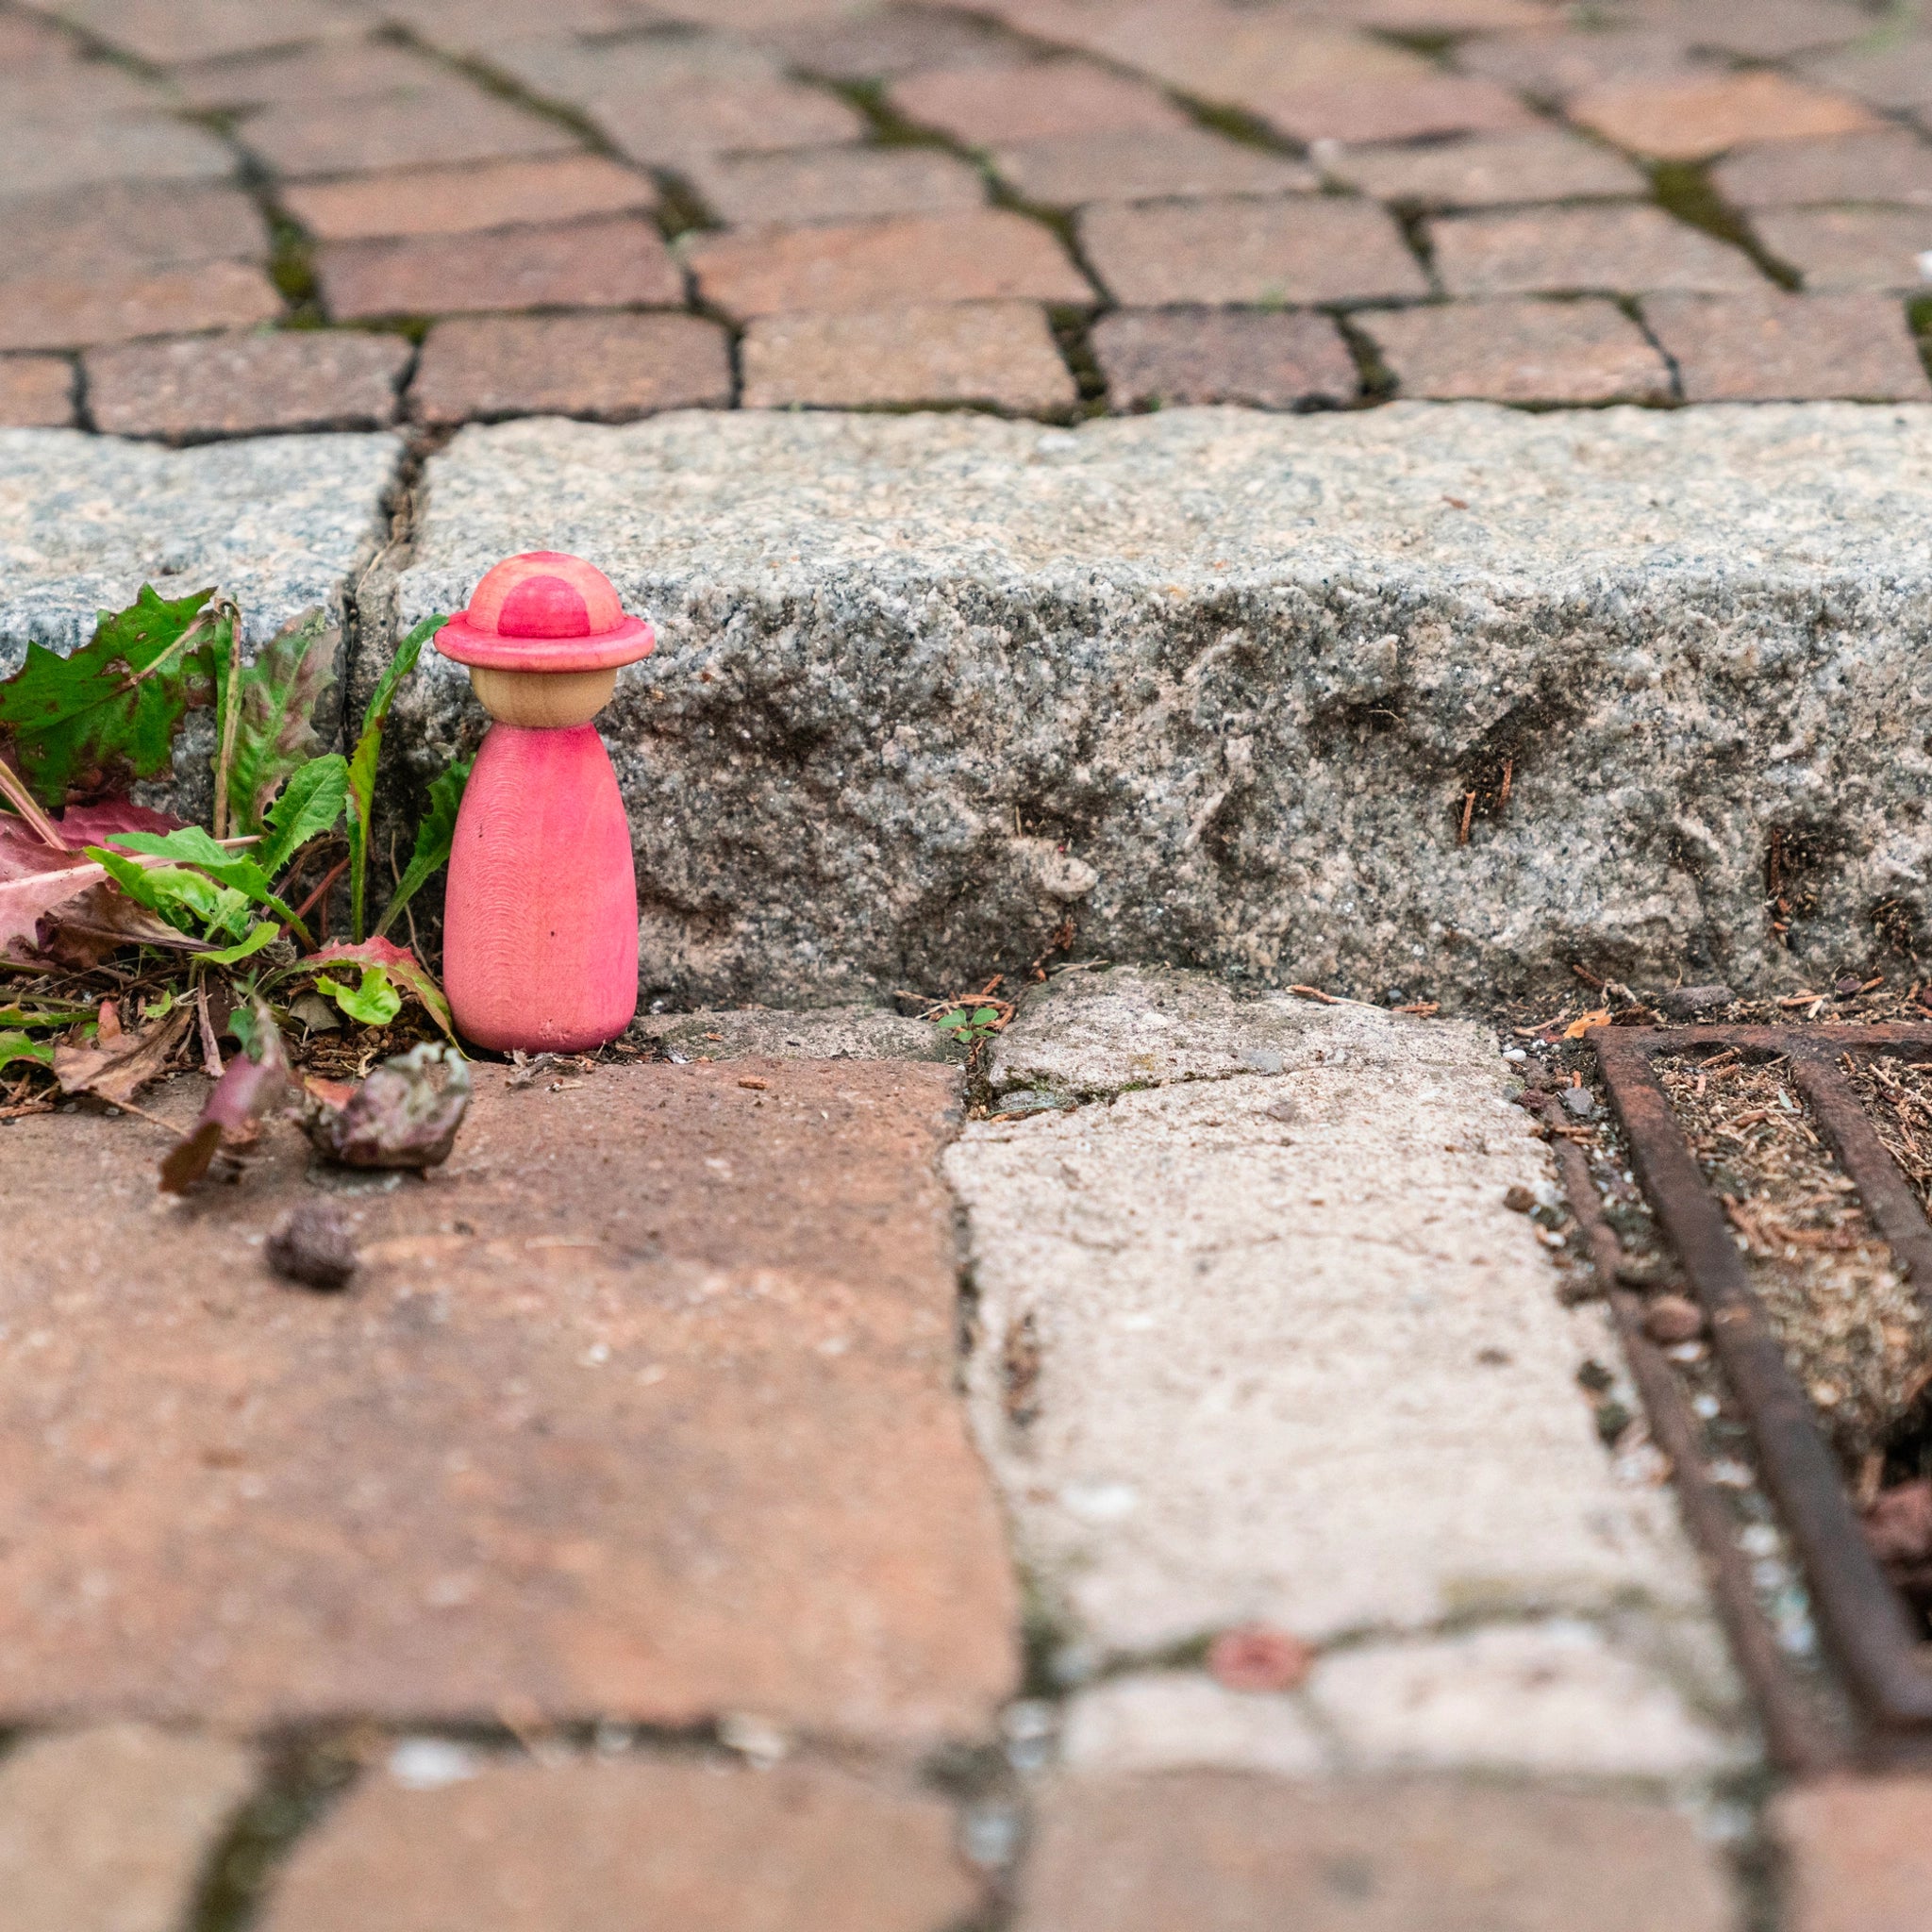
[2,974,1929,1927]
[3,0,1932,430]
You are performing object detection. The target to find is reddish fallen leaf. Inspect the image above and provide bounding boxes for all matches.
[283,935,455,1039]
[1865,1478,1932,1568]
[2,805,200,963]
[159,1007,290,1193]
[303,1041,471,1169]
[1207,1624,1316,1693]
[53,1005,192,1108]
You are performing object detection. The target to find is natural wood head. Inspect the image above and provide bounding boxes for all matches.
[469,663,618,728]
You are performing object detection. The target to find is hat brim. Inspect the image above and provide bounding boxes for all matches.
[434,611,655,672]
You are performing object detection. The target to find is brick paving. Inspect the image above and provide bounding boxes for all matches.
[0,0,1921,431]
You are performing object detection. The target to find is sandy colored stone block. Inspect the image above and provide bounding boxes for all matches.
[1257,73,1537,145]
[686,146,984,228]
[0,355,73,426]
[1323,128,1646,208]
[85,329,410,438]
[173,38,462,109]
[0,115,234,204]
[1769,1775,1932,1932]
[0,1062,1017,1739]
[1666,0,1869,61]
[283,156,653,242]
[411,310,731,423]
[1712,129,1932,209]
[689,208,1091,318]
[994,128,1314,207]
[1568,71,1875,162]
[0,1725,258,1932]
[1798,35,1932,115]
[320,216,682,320]
[259,1757,983,1932]
[1092,308,1357,409]
[1082,196,1427,306]
[1645,290,1931,401]
[743,299,1074,411]
[891,58,1192,146]
[1060,1673,1329,1777]
[1018,1774,1740,1932]
[0,258,280,352]
[56,0,359,64]
[1456,25,1707,100]
[1431,204,1764,295]
[589,76,864,167]
[0,181,264,282]
[242,86,579,178]
[1755,206,1932,292]
[767,8,1024,78]
[1361,297,1672,403]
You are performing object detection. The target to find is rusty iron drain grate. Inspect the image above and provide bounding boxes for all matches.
[1590,1024,1932,1759]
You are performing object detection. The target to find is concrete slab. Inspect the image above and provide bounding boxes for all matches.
[390,401,1932,1006]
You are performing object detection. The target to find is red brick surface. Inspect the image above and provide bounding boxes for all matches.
[993,129,1315,208]
[0,355,74,427]
[320,217,683,321]
[891,59,1193,146]
[411,310,732,423]
[1455,25,1705,100]
[172,39,462,110]
[686,147,986,228]
[1645,290,1932,401]
[259,1757,983,1932]
[1769,1775,1932,1932]
[1083,197,1428,307]
[0,1062,1018,1738]
[241,88,580,179]
[588,76,865,167]
[283,156,655,244]
[85,329,412,437]
[1258,73,1537,144]
[1431,204,1765,296]
[1361,297,1672,403]
[1092,308,1357,409]
[1755,207,1932,292]
[741,299,1075,411]
[768,8,1024,78]
[0,259,281,353]
[1323,129,1644,208]
[1019,1774,1737,1932]
[7,117,235,203]
[1567,71,1875,161]
[0,182,264,282]
[58,0,359,65]
[688,208,1091,318]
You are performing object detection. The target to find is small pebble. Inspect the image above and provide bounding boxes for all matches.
[1207,1624,1314,1692]
[1503,1184,1536,1213]
[1560,1087,1596,1119]
[265,1202,358,1291]
[1642,1294,1705,1344]
[1653,984,1734,1019]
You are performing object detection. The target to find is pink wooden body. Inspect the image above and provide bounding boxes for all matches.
[442,723,638,1053]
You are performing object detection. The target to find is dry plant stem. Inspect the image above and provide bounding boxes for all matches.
[0,761,67,848]
[211,603,243,841]
[100,1093,186,1137]
[194,983,224,1078]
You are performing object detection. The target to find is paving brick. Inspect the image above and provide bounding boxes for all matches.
[1082,196,1427,307]
[741,299,1075,411]
[1712,129,1932,209]
[1755,207,1932,292]
[1645,289,1931,400]
[0,11,73,63]
[1330,0,1549,28]
[993,128,1315,208]
[0,59,169,116]
[259,1756,982,1932]
[0,181,264,283]
[0,1725,258,1932]
[284,155,655,243]
[1092,308,1357,409]
[85,329,412,438]
[1323,129,1647,208]
[383,0,650,53]
[1261,74,1537,145]
[319,217,683,321]
[0,355,74,426]
[1060,1672,1330,1777]
[1768,1774,1932,1932]
[242,87,581,179]
[0,259,281,352]
[685,146,985,228]
[764,8,1025,78]
[1360,296,1671,403]
[1455,25,1707,101]
[172,37,465,110]
[487,31,780,108]
[1658,0,1870,61]
[589,76,866,167]
[1568,71,1877,162]
[411,310,731,423]
[688,208,1091,317]
[1017,1774,1740,1932]
[55,0,360,65]
[0,1061,1017,1737]
[0,116,234,203]
[1797,36,1932,116]
[891,59,1192,147]
[1431,204,1764,296]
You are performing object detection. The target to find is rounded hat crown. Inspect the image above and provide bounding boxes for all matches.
[435,550,653,673]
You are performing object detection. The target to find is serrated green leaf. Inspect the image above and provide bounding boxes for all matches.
[375,757,471,939]
[89,849,253,938]
[0,1029,55,1071]
[348,613,446,941]
[220,608,339,837]
[0,586,219,807]
[257,754,347,878]
[96,826,312,944]
[315,963,402,1026]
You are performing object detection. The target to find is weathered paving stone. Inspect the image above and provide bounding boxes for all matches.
[1017,1774,1740,1932]
[1253,73,1536,146]
[1320,129,1647,208]
[173,39,469,112]
[0,182,266,282]
[85,330,412,439]
[0,1724,258,1932]
[684,146,987,228]
[890,58,1193,146]
[1431,204,1764,296]
[992,127,1316,208]
[0,426,399,659]
[1797,34,1932,115]
[386,401,1932,1003]
[0,1063,1017,1738]
[1567,71,1875,161]
[410,311,732,425]
[1754,207,1932,292]
[259,1754,984,1932]
[54,0,360,65]
[942,970,1716,1655]
[1361,297,1673,404]
[1454,25,1707,101]
[0,116,236,205]
[281,156,656,242]
[0,260,282,354]
[1668,0,1869,62]
[0,356,74,428]
[1711,127,1932,209]
[239,86,581,178]
[1768,1774,1932,1932]
[1092,308,1358,409]
[1060,1673,1330,1777]
[1644,290,1932,401]
[741,301,1076,412]
[632,1004,957,1062]
[768,6,1023,78]
[589,76,866,168]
